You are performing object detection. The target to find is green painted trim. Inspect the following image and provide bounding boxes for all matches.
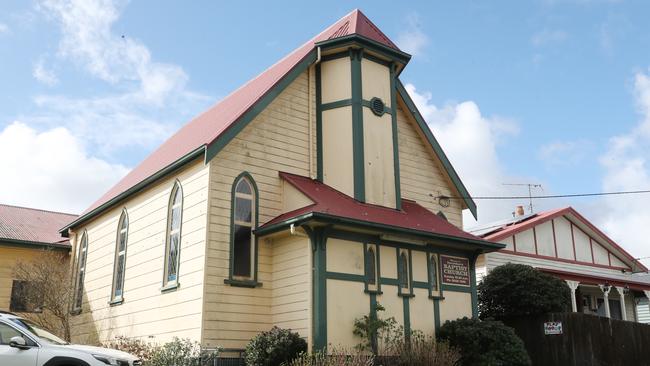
[321,99,352,111]
[433,298,441,333]
[315,34,411,65]
[255,213,503,252]
[426,253,443,299]
[408,249,414,296]
[351,48,365,202]
[61,147,205,233]
[362,52,392,67]
[316,63,323,182]
[326,271,366,282]
[412,281,429,289]
[226,172,260,285]
[312,227,330,352]
[369,292,378,354]
[361,99,392,115]
[470,253,479,318]
[402,296,411,340]
[395,80,478,219]
[320,51,349,62]
[441,284,472,293]
[0,239,70,251]
[380,277,399,286]
[390,63,402,211]
[205,49,318,162]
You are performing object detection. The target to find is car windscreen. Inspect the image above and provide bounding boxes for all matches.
[10,318,68,345]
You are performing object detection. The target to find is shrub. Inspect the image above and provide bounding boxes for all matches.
[147,338,219,366]
[478,263,571,319]
[245,327,307,366]
[102,336,157,363]
[380,330,460,366]
[438,317,530,366]
[283,348,374,366]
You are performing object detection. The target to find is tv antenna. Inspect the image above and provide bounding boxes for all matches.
[502,183,543,213]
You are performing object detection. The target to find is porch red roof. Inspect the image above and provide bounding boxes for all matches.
[540,268,650,292]
[0,204,76,247]
[75,10,399,223]
[260,172,495,248]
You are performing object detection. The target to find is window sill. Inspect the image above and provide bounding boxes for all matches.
[70,308,82,316]
[161,282,180,293]
[224,279,262,288]
[429,295,445,300]
[108,298,124,306]
[364,289,383,295]
[398,293,415,298]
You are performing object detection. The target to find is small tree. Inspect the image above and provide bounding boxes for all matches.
[478,263,571,320]
[13,249,74,341]
[438,317,530,366]
[244,327,307,366]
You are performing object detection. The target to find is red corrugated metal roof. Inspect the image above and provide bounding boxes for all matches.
[77,10,400,224]
[0,204,76,246]
[481,207,648,272]
[261,172,488,245]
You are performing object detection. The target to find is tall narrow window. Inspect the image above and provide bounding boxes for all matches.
[164,182,183,287]
[365,247,377,285]
[429,254,439,292]
[398,251,409,289]
[73,231,88,311]
[111,210,128,302]
[231,174,257,281]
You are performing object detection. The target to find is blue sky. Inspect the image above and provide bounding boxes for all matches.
[1,1,649,263]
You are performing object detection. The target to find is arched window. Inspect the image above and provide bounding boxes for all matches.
[164,182,183,287]
[231,174,257,280]
[111,210,128,302]
[73,231,88,311]
[398,251,409,289]
[365,247,377,285]
[429,255,439,292]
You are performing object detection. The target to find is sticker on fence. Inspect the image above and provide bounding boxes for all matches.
[544,321,563,335]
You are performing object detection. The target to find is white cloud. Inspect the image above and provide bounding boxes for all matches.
[26,0,211,157]
[0,23,8,34]
[0,121,129,213]
[538,139,593,166]
[396,13,429,57]
[531,29,568,46]
[597,70,650,268]
[32,59,59,86]
[403,83,554,227]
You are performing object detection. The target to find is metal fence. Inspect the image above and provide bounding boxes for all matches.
[503,312,650,366]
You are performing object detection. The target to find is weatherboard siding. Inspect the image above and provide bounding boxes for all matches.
[69,158,209,344]
[395,101,463,228]
[203,70,313,349]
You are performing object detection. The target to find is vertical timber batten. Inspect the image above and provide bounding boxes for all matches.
[310,226,328,351]
[350,49,365,202]
[390,62,402,210]
[316,64,323,182]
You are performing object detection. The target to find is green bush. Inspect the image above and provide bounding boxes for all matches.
[438,317,530,366]
[147,338,219,366]
[478,263,571,319]
[245,327,307,366]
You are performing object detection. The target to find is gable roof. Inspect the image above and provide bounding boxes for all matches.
[474,207,648,272]
[62,9,476,232]
[0,204,76,248]
[257,172,500,251]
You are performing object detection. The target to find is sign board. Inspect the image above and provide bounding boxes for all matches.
[544,322,563,335]
[441,256,470,286]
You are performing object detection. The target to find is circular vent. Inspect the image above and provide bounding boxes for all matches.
[370,97,385,116]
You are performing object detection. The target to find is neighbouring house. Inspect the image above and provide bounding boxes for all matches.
[0,204,75,313]
[59,10,503,353]
[471,206,650,322]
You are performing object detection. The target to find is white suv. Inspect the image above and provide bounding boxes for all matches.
[0,311,140,366]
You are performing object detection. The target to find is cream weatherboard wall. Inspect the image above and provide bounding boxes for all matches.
[68,158,210,344]
[202,69,314,350]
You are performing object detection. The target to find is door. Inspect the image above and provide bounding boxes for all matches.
[0,321,38,366]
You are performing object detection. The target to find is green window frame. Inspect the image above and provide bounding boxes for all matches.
[163,181,183,290]
[73,231,88,312]
[225,172,260,287]
[428,253,443,298]
[110,209,129,304]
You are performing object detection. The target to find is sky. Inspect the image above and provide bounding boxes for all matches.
[1,0,650,266]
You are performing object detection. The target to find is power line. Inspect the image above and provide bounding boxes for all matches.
[436,189,650,200]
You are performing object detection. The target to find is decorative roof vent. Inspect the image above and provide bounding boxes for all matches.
[370,97,385,116]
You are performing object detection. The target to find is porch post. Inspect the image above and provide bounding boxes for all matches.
[565,280,580,312]
[599,284,611,318]
[615,286,627,321]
